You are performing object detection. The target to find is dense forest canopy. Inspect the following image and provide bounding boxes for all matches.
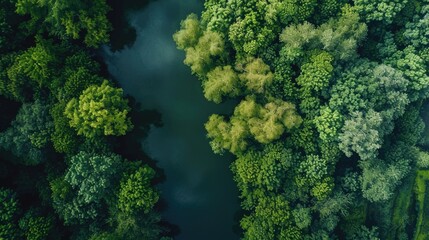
[2,0,429,239]
[0,0,169,239]
[174,0,429,239]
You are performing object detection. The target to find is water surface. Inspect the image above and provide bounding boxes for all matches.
[102,1,240,239]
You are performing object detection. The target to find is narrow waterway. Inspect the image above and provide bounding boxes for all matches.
[102,0,240,239]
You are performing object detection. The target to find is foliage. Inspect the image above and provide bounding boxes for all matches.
[118,165,159,214]
[51,151,123,225]
[19,210,53,240]
[176,0,429,238]
[65,151,122,204]
[414,170,429,240]
[346,226,380,240]
[354,0,408,23]
[0,188,20,239]
[65,80,133,138]
[338,110,383,161]
[0,100,53,165]
[203,65,241,103]
[50,102,79,154]
[206,97,302,154]
[15,0,111,47]
[0,0,163,239]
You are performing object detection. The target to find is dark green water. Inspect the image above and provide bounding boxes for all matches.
[102,0,240,239]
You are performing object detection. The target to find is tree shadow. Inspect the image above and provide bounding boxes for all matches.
[113,96,165,182]
[0,96,21,132]
[107,0,156,51]
[112,95,183,238]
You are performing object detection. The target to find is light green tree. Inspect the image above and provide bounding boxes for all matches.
[338,110,382,161]
[203,65,241,103]
[65,80,132,138]
[173,13,202,50]
[238,58,274,94]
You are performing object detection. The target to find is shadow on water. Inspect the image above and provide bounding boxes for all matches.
[114,96,165,183]
[107,0,156,51]
[102,0,241,238]
[112,95,183,237]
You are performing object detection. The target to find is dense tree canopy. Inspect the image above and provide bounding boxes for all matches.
[15,0,111,47]
[0,0,166,239]
[175,0,429,239]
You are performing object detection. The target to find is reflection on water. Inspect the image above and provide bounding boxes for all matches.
[102,0,240,239]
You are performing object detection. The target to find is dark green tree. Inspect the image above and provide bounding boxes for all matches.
[0,100,53,165]
[15,0,111,47]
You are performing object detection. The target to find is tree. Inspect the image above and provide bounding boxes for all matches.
[50,102,80,154]
[233,142,294,206]
[65,151,123,204]
[206,98,302,154]
[238,58,274,94]
[338,110,382,161]
[385,46,429,101]
[15,0,111,47]
[292,207,311,230]
[118,165,159,214]
[0,188,20,239]
[296,154,328,187]
[280,6,367,62]
[353,0,408,23]
[403,3,429,50]
[0,100,53,165]
[329,60,409,117]
[52,152,123,224]
[203,65,241,103]
[183,30,225,77]
[6,38,62,97]
[0,53,21,100]
[346,226,380,240]
[205,114,249,155]
[313,107,342,143]
[360,159,405,203]
[248,99,302,144]
[241,195,296,240]
[19,210,52,240]
[297,51,333,95]
[316,192,352,219]
[50,177,99,225]
[53,51,104,101]
[173,13,202,50]
[65,80,133,138]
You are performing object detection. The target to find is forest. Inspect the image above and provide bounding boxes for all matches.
[174,0,429,239]
[0,0,170,239]
[1,0,429,239]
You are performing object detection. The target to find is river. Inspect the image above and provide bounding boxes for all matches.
[102,0,240,239]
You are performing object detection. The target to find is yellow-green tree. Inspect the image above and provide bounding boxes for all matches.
[65,81,132,138]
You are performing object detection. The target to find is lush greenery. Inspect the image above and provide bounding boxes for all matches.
[175,0,429,239]
[3,0,429,239]
[0,0,168,239]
